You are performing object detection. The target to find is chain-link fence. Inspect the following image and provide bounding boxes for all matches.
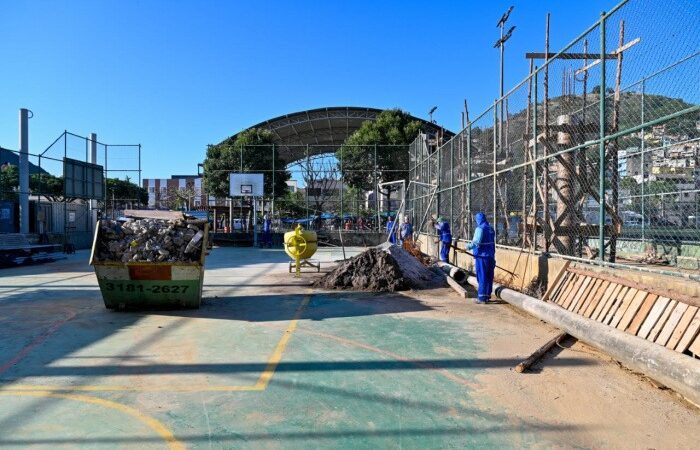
[407,0,700,274]
[203,143,412,233]
[1,130,141,248]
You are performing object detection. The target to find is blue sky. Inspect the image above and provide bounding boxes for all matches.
[1,0,622,179]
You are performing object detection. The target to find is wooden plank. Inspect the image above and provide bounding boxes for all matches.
[542,260,571,302]
[609,288,638,328]
[584,281,618,320]
[602,286,629,325]
[551,272,572,304]
[617,291,651,332]
[593,284,623,322]
[561,275,584,309]
[553,273,574,306]
[561,274,583,308]
[627,294,658,336]
[648,300,678,342]
[666,306,698,350]
[687,330,700,356]
[567,266,700,309]
[675,310,700,353]
[574,279,601,314]
[515,332,568,373]
[655,303,689,346]
[582,280,610,317]
[637,297,670,339]
[568,277,594,312]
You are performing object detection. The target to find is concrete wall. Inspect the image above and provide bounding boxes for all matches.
[586,237,700,269]
[415,232,699,300]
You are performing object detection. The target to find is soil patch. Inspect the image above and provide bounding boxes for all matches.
[314,244,444,292]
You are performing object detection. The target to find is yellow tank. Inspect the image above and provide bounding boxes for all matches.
[284,224,318,260]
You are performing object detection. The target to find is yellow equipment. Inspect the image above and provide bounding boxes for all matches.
[284,224,319,276]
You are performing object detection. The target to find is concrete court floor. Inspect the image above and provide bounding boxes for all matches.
[0,246,698,449]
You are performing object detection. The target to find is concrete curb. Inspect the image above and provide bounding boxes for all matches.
[466,275,700,407]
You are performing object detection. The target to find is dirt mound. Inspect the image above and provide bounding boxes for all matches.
[314,244,445,292]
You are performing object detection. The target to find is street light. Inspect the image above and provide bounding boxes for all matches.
[428,106,438,124]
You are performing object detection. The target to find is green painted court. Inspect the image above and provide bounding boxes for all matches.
[0,247,697,449]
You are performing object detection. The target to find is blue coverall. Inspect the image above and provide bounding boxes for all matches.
[399,222,413,244]
[386,219,397,244]
[262,219,272,247]
[467,212,496,302]
[434,220,452,262]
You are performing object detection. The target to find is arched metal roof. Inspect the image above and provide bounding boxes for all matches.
[225,106,453,163]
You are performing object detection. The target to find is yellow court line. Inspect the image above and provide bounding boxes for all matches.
[0,390,185,450]
[2,384,262,393]
[254,294,310,389]
[1,294,311,393]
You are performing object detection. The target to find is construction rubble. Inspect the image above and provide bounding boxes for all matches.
[315,243,445,292]
[95,218,205,263]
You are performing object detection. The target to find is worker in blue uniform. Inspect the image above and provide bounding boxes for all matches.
[433,216,452,262]
[399,215,413,245]
[467,212,496,303]
[262,214,272,248]
[386,215,397,244]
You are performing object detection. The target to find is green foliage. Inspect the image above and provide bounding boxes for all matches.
[0,165,18,200]
[31,173,66,201]
[276,191,307,217]
[337,109,422,192]
[203,128,290,198]
[0,164,145,204]
[106,178,148,204]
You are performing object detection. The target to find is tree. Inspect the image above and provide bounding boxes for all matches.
[203,128,290,199]
[0,164,78,202]
[337,109,422,208]
[105,177,148,206]
[289,155,341,214]
[0,164,18,201]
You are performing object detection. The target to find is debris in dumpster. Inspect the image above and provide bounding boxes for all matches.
[96,218,206,263]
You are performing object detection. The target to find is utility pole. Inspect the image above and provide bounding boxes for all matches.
[494,6,515,158]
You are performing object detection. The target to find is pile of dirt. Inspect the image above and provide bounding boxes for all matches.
[314,244,445,292]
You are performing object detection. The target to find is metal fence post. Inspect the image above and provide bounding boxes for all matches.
[374,144,380,232]
[437,141,442,221]
[532,69,539,250]
[271,143,275,218]
[493,102,498,233]
[598,12,607,261]
[466,124,472,238]
[306,144,310,222]
[450,139,454,232]
[640,78,646,243]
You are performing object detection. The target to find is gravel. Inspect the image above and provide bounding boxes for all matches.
[96,219,205,263]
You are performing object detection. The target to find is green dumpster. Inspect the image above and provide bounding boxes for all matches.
[89,222,209,309]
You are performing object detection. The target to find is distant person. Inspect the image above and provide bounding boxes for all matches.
[432,216,452,262]
[399,215,413,245]
[261,214,272,248]
[344,219,352,231]
[386,215,397,244]
[466,212,496,304]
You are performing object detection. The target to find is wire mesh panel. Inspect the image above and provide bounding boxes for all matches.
[405,0,699,276]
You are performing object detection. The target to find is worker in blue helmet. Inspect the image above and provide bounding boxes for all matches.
[432,216,452,262]
[386,215,397,244]
[467,212,496,303]
[262,214,272,248]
